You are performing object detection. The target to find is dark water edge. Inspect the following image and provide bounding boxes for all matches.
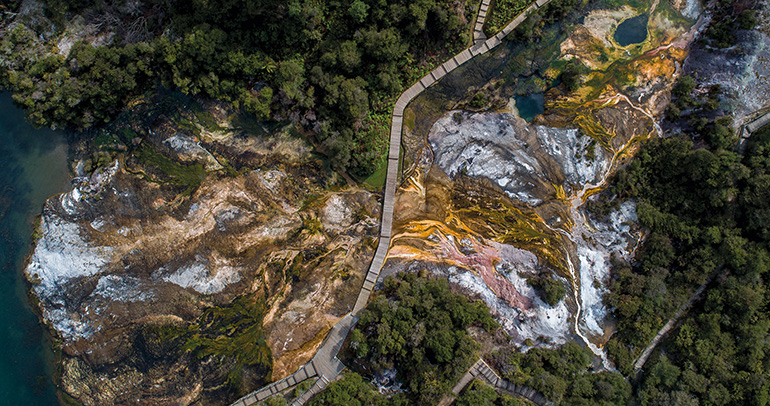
[0,92,70,405]
[614,13,649,46]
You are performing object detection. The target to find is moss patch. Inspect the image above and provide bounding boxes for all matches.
[147,296,273,392]
[362,157,387,189]
[133,142,208,193]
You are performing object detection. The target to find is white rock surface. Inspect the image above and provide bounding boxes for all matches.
[163,257,241,295]
[448,265,571,345]
[92,275,153,302]
[429,112,610,205]
[576,200,639,337]
[26,213,112,340]
[163,134,223,170]
[323,194,354,230]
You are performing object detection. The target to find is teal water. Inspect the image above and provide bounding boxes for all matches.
[515,93,545,122]
[0,93,70,405]
[614,14,649,46]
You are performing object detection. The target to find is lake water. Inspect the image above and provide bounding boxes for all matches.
[614,14,649,46]
[0,93,70,405]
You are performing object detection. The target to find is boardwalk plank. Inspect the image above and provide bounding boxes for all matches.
[443,58,459,71]
[419,76,434,89]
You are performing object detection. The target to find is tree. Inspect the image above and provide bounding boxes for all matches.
[348,0,369,24]
[338,78,369,122]
[275,59,306,102]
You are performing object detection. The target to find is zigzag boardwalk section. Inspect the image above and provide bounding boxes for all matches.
[230,1,553,405]
[230,362,319,406]
[439,359,556,406]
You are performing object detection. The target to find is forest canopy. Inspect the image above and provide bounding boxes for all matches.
[348,272,497,405]
[1,0,479,177]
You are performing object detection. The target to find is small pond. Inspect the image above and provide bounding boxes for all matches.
[515,93,545,122]
[614,14,649,46]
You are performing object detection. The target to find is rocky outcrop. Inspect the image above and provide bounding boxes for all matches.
[684,0,770,127]
[25,101,380,405]
[670,0,703,20]
[429,111,609,206]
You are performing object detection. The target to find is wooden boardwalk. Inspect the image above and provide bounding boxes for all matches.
[439,359,556,406]
[739,110,770,153]
[473,0,491,44]
[230,1,553,404]
[746,111,770,134]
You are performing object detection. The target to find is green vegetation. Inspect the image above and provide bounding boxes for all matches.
[600,134,748,373]
[307,372,406,406]
[526,274,566,306]
[349,271,497,405]
[314,273,631,405]
[469,91,490,109]
[2,0,479,178]
[1,34,154,129]
[183,296,272,388]
[664,75,736,150]
[491,341,631,405]
[133,142,209,193]
[588,35,770,402]
[0,0,21,13]
[703,0,759,48]
[260,395,288,406]
[625,123,770,405]
[455,380,528,405]
[293,378,316,398]
[484,0,532,37]
[560,59,586,93]
[141,296,272,395]
[363,157,388,188]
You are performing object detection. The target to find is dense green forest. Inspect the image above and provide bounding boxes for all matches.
[0,0,478,177]
[702,0,758,48]
[0,0,589,178]
[347,271,497,405]
[617,123,770,406]
[307,372,407,406]
[598,83,751,368]
[310,2,768,404]
[483,0,531,37]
